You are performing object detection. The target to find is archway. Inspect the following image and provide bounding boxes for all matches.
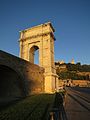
[0,65,25,101]
[29,45,39,65]
[19,22,58,93]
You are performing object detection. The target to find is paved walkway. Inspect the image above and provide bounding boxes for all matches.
[64,88,90,120]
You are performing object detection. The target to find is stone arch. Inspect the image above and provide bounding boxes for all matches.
[29,45,39,64]
[0,64,26,100]
[0,61,25,84]
[19,22,58,93]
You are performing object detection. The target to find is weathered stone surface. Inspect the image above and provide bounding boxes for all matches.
[19,22,58,93]
[0,22,58,100]
[0,50,44,98]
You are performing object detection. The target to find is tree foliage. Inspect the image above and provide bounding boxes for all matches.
[66,62,90,72]
[58,71,89,80]
[56,62,90,80]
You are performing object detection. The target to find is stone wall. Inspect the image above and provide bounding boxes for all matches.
[72,80,90,87]
[58,79,90,87]
[0,50,44,97]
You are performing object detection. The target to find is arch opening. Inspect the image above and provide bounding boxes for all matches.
[0,65,25,102]
[29,45,39,65]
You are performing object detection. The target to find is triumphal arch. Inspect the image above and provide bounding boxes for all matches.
[19,22,58,93]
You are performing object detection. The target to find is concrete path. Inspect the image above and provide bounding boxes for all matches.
[64,88,90,120]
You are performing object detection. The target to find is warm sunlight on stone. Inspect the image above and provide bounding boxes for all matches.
[19,22,58,93]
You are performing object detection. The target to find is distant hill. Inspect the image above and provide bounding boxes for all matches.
[55,62,90,80]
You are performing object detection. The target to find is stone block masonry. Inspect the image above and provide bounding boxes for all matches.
[0,50,44,99]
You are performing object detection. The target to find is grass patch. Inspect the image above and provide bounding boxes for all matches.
[0,94,55,120]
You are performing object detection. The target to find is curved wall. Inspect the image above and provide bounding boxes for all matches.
[0,65,25,99]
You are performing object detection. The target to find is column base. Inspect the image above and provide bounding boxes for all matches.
[44,73,58,93]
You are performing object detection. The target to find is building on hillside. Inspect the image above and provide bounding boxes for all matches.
[55,60,65,64]
[58,60,65,64]
[70,59,75,64]
[55,60,67,72]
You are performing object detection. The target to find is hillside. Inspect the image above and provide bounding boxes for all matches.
[55,62,90,80]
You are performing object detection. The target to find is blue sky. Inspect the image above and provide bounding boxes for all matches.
[0,0,90,64]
